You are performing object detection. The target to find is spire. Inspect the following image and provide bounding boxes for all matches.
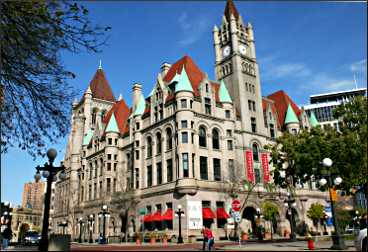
[105,113,119,133]
[284,104,299,124]
[309,112,319,127]
[82,128,94,146]
[133,94,146,116]
[219,80,232,104]
[224,0,240,21]
[87,67,115,102]
[175,66,193,93]
[98,59,102,70]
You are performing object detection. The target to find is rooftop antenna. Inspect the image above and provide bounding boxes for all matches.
[98,59,102,70]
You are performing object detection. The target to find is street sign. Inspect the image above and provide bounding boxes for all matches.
[231,211,241,223]
[231,199,241,212]
[138,208,146,215]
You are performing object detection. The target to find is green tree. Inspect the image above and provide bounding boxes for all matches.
[307,203,324,233]
[1,0,111,157]
[261,201,279,239]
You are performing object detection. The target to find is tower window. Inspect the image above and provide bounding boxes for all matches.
[181,132,188,143]
[183,153,189,178]
[252,143,259,162]
[199,127,207,147]
[181,99,187,108]
[205,83,209,93]
[270,124,275,139]
[205,98,211,115]
[156,132,162,155]
[166,128,173,150]
[251,117,257,133]
[181,120,188,128]
[227,140,233,150]
[225,110,231,119]
[212,129,220,149]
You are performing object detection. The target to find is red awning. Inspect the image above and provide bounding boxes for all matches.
[143,214,152,222]
[216,208,230,219]
[162,209,173,221]
[151,211,162,222]
[202,208,216,219]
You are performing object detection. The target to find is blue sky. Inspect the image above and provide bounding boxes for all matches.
[2,1,367,206]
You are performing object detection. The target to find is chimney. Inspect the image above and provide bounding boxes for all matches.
[160,62,171,78]
[132,83,142,111]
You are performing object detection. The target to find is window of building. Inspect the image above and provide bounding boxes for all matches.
[183,153,189,178]
[228,159,235,181]
[190,100,193,109]
[270,124,275,139]
[156,132,162,155]
[80,186,84,201]
[108,138,112,145]
[166,128,172,150]
[227,140,233,150]
[99,181,102,198]
[248,100,252,111]
[147,165,152,187]
[135,150,139,160]
[192,154,195,178]
[181,120,188,128]
[167,159,173,182]
[94,183,97,199]
[113,163,117,171]
[135,141,140,147]
[200,156,208,180]
[181,99,187,108]
[191,133,194,144]
[92,108,97,126]
[113,178,116,192]
[136,122,140,130]
[213,158,221,181]
[255,169,261,184]
[212,129,220,149]
[251,117,257,133]
[134,168,139,189]
[199,127,207,147]
[252,143,259,162]
[147,137,152,158]
[191,121,194,128]
[107,162,111,171]
[107,154,112,160]
[115,139,118,145]
[292,128,297,135]
[182,132,188,143]
[226,130,232,137]
[252,101,256,111]
[205,83,209,93]
[205,98,211,115]
[225,110,231,119]
[157,162,162,185]
[88,184,92,200]
[106,178,111,195]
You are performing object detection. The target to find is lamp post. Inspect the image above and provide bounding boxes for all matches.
[175,204,184,244]
[34,148,66,252]
[87,214,94,243]
[255,208,264,241]
[78,217,83,243]
[58,220,68,234]
[319,158,346,250]
[284,192,297,242]
[98,205,110,244]
[1,202,12,226]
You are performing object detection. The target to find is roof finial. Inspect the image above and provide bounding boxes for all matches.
[98,59,102,70]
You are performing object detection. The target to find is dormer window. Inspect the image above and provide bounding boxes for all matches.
[205,83,209,93]
[205,98,211,115]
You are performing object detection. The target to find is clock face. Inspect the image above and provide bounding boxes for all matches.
[222,46,231,57]
[239,44,247,55]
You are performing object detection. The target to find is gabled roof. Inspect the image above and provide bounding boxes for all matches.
[87,69,115,102]
[309,112,319,127]
[224,0,240,21]
[82,128,94,146]
[133,94,146,116]
[284,104,299,124]
[219,80,232,103]
[267,90,301,127]
[105,113,119,133]
[175,66,194,93]
[163,55,205,97]
[103,98,130,134]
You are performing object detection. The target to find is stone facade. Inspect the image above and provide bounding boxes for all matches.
[52,0,329,241]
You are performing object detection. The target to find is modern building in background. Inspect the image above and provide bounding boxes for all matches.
[52,0,329,241]
[22,181,45,211]
[302,88,367,130]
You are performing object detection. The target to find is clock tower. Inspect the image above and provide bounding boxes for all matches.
[213,0,267,137]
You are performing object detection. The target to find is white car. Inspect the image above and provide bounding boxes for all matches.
[355,228,367,251]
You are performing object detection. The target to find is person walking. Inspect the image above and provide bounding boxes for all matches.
[204,227,215,251]
[201,227,208,250]
[1,226,13,250]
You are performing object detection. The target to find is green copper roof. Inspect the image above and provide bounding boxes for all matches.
[171,71,181,84]
[219,80,232,103]
[105,113,119,133]
[82,128,94,146]
[133,94,146,116]
[175,66,193,93]
[284,104,299,124]
[148,87,155,97]
[309,112,319,127]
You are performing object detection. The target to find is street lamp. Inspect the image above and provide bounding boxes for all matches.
[58,220,68,234]
[78,217,84,243]
[1,202,12,230]
[35,148,66,251]
[284,192,297,242]
[175,204,184,244]
[98,204,110,244]
[319,157,346,250]
[87,214,94,243]
[255,208,264,241]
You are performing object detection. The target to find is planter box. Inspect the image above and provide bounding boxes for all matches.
[49,234,70,251]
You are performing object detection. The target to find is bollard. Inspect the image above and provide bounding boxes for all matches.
[307,238,315,250]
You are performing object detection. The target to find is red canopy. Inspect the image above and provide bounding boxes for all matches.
[216,208,230,219]
[151,211,162,222]
[162,209,173,221]
[202,208,216,219]
[143,214,152,222]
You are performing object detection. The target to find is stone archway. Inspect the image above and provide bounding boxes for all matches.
[242,207,257,235]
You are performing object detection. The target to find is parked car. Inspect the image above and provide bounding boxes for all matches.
[24,231,41,245]
[355,228,367,251]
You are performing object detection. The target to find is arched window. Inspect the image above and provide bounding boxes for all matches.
[100,109,107,121]
[199,127,207,147]
[92,108,98,126]
[166,128,172,150]
[252,143,259,162]
[212,129,220,149]
[156,132,162,155]
[147,137,152,158]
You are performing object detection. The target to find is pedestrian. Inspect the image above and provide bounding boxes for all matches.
[1,226,13,250]
[205,227,215,251]
[201,227,208,250]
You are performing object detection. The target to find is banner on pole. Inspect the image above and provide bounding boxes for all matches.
[245,150,255,184]
[261,153,270,183]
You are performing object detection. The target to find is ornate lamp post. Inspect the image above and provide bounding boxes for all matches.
[87,214,94,243]
[98,205,110,244]
[284,192,297,242]
[34,148,66,251]
[78,217,84,243]
[255,207,264,241]
[175,204,184,244]
[319,158,346,250]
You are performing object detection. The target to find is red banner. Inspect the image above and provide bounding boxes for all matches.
[245,150,255,184]
[261,153,270,183]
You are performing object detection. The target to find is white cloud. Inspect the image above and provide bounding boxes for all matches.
[177,12,210,46]
[350,59,367,72]
[260,56,311,80]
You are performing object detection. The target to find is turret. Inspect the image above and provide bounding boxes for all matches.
[213,25,221,67]
[160,62,171,78]
[229,14,239,54]
[132,83,142,112]
[284,104,300,134]
[246,22,256,59]
[83,86,92,132]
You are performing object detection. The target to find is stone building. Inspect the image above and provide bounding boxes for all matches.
[52,0,328,241]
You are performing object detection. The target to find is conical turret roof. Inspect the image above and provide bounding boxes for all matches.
[87,68,115,102]
[175,66,194,93]
[284,103,299,124]
[219,80,232,103]
[309,112,319,127]
[133,94,146,116]
[82,128,94,146]
[224,0,240,21]
[105,113,119,133]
